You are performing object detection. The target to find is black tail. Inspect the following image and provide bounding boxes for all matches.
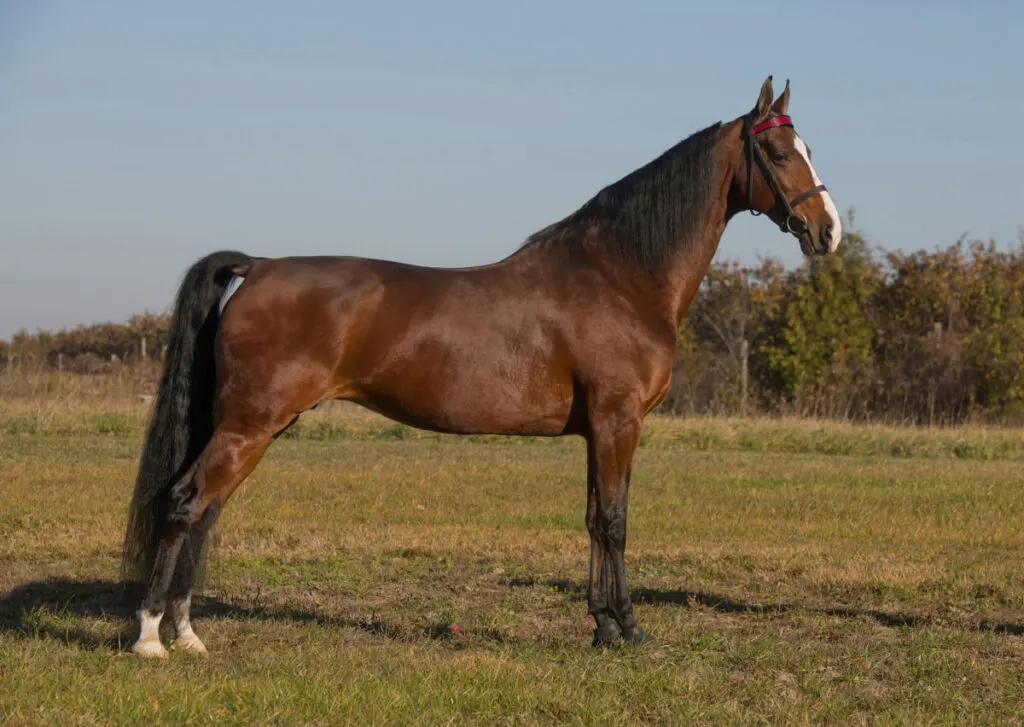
[121,250,254,593]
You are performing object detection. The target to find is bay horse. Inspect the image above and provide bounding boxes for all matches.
[122,76,841,657]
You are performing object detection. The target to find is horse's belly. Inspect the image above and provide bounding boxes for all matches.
[353,371,576,437]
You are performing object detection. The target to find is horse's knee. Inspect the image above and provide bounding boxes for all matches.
[604,507,627,548]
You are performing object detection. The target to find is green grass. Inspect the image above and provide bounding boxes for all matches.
[4,398,1024,461]
[1,404,1023,724]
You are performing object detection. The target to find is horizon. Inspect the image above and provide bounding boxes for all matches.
[2,1,1022,339]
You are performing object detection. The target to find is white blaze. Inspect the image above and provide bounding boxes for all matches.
[792,135,842,253]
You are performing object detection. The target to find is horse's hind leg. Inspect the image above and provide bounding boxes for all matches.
[132,420,284,657]
[166,502,221,654]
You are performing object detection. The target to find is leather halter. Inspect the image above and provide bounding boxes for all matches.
[743,114,827,235]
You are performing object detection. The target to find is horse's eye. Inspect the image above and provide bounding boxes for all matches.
[762,142,789,164]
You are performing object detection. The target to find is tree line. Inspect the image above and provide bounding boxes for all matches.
[1,312,170,374]
[3,222,1023,424]
[669,223,1024,424]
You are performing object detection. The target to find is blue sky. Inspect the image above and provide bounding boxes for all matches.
[2,0,1022,338]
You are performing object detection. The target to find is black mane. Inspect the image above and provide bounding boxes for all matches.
[523,122,723,272]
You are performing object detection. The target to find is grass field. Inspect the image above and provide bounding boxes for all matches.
[1,392,1023,724]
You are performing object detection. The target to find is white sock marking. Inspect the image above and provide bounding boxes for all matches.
[137,609,162,642]
[172,595,194,638]
[170,594,208,654]
[132,609,169,657]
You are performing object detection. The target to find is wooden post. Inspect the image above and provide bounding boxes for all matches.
[740,339,749,409]
[141,336,147,361]
[933,322,942,341]
[57,353,64,372]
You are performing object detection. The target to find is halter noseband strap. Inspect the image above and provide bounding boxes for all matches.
[744,114,827,235]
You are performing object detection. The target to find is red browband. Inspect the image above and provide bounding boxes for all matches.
[748,115,793,135]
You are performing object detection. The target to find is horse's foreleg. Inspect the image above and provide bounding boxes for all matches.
[586,401,650,646]
[586,442,618,645]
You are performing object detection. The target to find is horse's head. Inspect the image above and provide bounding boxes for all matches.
[732,76,841,256]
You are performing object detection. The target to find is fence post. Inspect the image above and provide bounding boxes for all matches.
[57,353,64,372]
[740,339,749,410]
[141,335,147,361]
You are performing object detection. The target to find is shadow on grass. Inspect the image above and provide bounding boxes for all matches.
[3,577,1021,653]
[0,578,512,652]
[504,576,1024,636]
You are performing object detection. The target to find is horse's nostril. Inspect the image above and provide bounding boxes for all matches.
[822,224,833,246]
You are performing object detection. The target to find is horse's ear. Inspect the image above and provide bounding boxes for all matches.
[752,75,774,121]
[771,78,790,115]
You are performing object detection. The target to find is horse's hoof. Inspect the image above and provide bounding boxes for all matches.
[622,624,654,646]
[592,621,623,647]
[171,632,208,655]
[132,638,169,659]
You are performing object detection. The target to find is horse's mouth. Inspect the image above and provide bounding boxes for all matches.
[799,231,829,257]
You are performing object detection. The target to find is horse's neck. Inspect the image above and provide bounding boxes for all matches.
[514,120,742,330]
[661,135,740,326]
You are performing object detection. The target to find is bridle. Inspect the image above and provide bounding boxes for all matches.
[743,114,827,235]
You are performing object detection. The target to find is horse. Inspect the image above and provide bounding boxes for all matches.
[122,76,841,657]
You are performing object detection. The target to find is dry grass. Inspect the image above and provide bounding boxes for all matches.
[1,375,1023,724]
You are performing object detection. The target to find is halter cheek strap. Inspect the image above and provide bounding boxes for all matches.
[744,114,827,235]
